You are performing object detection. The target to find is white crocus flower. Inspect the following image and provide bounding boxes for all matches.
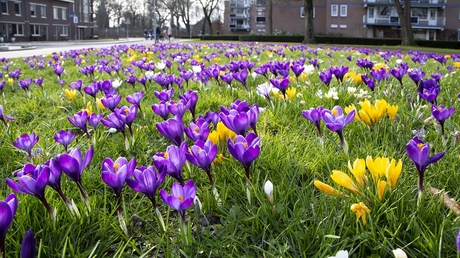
[112,79,122,89]
[392,248,407,258]
[328,250,349,258]
[192,65,202,73]
[156,61,166,71]
[325,87,339,100]
[145,71,155,80]
[347,87,357,95]
[264,180,273,204]
[256,82,273,98]
[303,64,315,75]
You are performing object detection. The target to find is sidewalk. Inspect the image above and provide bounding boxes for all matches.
[0,37,194,52]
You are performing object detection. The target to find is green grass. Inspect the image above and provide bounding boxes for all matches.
[0,42,460,257]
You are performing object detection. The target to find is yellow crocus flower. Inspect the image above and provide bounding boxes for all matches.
[286,87,296,101]
[359,109,372,126]
[454,62,460,69]
[348,158,366,187]
[385,159,402,190]
[377,180,387,201]
[64,89,77,101]
[345,105,360,122]
[216,122,236,141]
[300,73,307,82]
[213,153,223,164]
[82,102,93,116]
[366,156,388,183]
[351,202,371,225]
[314,180,339,196]
[8,78,14,86]
[375,99,388,120]
[387,104,398,121]
[96,98,105,111]
[208,130,219,145]
[331,170,361,195]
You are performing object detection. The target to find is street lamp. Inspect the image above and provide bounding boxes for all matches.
[153,0,157,42]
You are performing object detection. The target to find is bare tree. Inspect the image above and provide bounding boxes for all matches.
[393,0,416,46]
[267,0,273,34]
[302,0,315,44]
[176,0,195,35]
[197,0,220,35]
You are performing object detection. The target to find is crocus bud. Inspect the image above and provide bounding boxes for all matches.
[392,248,407,258]
[264,180,273,204]
[21,229,35,258]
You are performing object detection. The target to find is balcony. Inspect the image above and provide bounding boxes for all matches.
[229,24,250,31]
[229,14,250,20]
[363,0,446,7]
[363,15,446,29]
[229,1,250,8]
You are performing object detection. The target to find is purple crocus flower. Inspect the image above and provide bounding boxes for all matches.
[220,72,234,86]
[185,118,210,142]
[180,70,194,88]
[53,65,65,78]
[160,179,196,223]
[0,105,15,127]
[0,193,18,257]
[69,80,83,93]
[56,145,94,205]
[291,64,305,79]
[431,104,455,136]
[45,158,71,208]
[54,130,76,152]
[20,229,35,258]
[152,101,170,120]
[18,79,32,92]
[227,132,261,180]
[101,95,122,112]
[13,132,39,159]
[233,69,249,91]
[168,99,191,118]
[390,67,406,86]
[154,88,175,101]
[9,69,21,79]
[156,115,184,146]
[6,164,54,217]
[319,69,333,87]
[219,109,251,136]
[102,157,136,211]
[160,179,196,222]
[361,74,375,91]
[408,68,425,87]
[179,90,198,121]
[33,77,43,88]
[83,82,99,100]
[302,106,324,139]
[331,66,349,84]
[88,113,103,130]
[186,140,217,186]
[125,75,137,87]
[269,76,290,99]
[152,142,188,185]
[126,90,144,112]
[457,230,460,252]
[126,165,167,209]
[322,106,355,154]
[418,79,440,104]
[204,111,220,129]
[115,105,138,137]
[68,111,90,138]
[101,112,126,136]
[405,136,445,197]
[370,67,390,83]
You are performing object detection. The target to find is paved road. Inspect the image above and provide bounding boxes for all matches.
[0,37,194,59]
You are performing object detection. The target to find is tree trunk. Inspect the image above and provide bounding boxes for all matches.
[267,0,273,34]
[206,16,213,35]
[302,0,316,44]
[393,0,416,46]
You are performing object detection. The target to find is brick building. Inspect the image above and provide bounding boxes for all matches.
[0,0,94,42]
[223,0,460,41]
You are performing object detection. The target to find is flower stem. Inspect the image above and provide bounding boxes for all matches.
[76,181,91,212]
[246,179,252,205]
[0,236,5,258]
[154,207,166,232]
[39,197,55,219]
[337,131,348,155]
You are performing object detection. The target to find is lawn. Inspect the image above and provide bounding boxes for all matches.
[0,42,459,257]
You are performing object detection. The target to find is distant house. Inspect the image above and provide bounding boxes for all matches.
[0,0,95,42]
[223,0,460,41]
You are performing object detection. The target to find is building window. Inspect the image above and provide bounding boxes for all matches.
[340,5,347,17]
[411,8,428,20]
[14,2,20,15]
[60,25,68,36]
[368,7,374,18]
[256,16,265,24]
[30,4,36,17]
[458,29,460,41]
[300,7,315,18]
[40,5,46,18]
[331,4,338,17]
[53,7,58,19]
[331,24,338,28]
[61,8,66,20]
[12,23,24,35]
[257,8,265,16]
[1,0,8,14]
[378,6,394,18]
[31,24,40,35]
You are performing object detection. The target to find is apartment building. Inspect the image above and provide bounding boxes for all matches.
[223,0,460,41]
[0,0,94,42]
